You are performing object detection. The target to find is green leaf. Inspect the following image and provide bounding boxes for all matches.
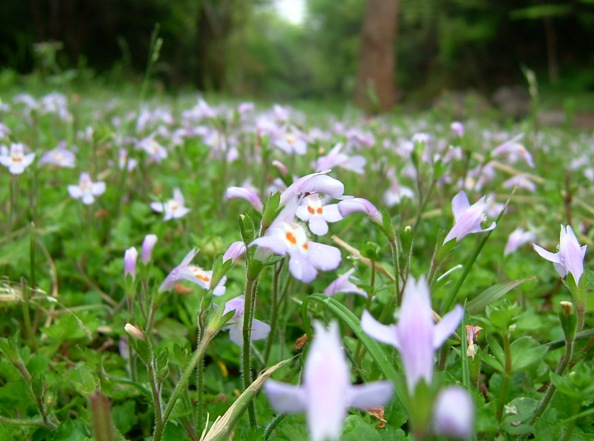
[510,337,547,371]
[466,278,533,315]
[41,313,92,344]
[342,414,383,441]
[550,372,581,399]
[201,357,295,441]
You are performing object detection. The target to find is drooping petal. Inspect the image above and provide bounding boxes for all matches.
[348,381,394,410]
[264,380,307,414]
[433,304,464,349]
[288,252,318,283]
[150,202,164,213]
[361,310,399,348]
[532,244,561,264]
[324,269,367,297]
[250,234,289,257]
[308,216,329,236]
[338,198,382,223]
[308,242,341,271]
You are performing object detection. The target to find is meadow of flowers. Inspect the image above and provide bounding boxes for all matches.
[0,89,593,441]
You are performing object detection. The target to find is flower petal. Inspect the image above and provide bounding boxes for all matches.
[361,310,399,348]
[264,380,307,414]
[433,304,464,349]
[348,381,394,410]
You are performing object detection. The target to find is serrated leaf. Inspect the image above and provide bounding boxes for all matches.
[510,337,547,371]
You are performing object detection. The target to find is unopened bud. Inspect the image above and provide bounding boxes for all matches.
[124,247,138,280]
[560,301,573,318]
[142,234,158,265]
[124,323,145,341]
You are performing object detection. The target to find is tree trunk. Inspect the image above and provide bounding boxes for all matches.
[354,0,398,113]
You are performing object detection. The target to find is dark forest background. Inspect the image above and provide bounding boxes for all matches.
[1,0,593,110]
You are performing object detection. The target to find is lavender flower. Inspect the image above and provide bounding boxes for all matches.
[280,171,345,205]
[159,249,226,295]
[0,143,35,174]
[315,143,366,174]
[250,201,341,283]
[68,172,106,205]
[504,228,535,256]
[124,247,138,280]
[151,188,190,221]
[361,276,463,392]
[222,241,246,263]
[221,296,270,346]
[443,191,496,244]
[451,121,464,138]
[225,184,263,212]
[39,145,76,168]
[324,269,367,297]
[337,197,382,224]
[296,195,343,236]
[533,225,587,285]
[433,387,474,439]
[141,234,158,265]
[264,321,393,441]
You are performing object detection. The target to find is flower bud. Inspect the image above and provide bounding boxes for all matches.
[124,247,138,280]
[142,234,158,265]
[433,387,474,439]
[124,323,146,341]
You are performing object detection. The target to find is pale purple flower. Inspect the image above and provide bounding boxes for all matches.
[158,249,226,295]
[324,269,367,297]
[272,159,288,176]
[137,136,168,163]
[250,201,341,283]
[492,134,534,168]
[443,191,496,244]
[151,188,190,221]
[296,195,343,236]
[451,121,464,138]
[222,241,246,263]
[433,387,474,439]
[142,234,158,264]
[238,102,255,115]
[225,184,263,212]
[337,197,382,224]
[315,143,366,174]
[361,276,463,392]
[264,321,393,441]
[221,296,270,346]
[124,247,138,280]
[503,174,536,192]
[274,126,307,155]
[533,225,587,285]
[280,171,345,205]
[68,172,106,205]
[383,179,414,207]
[0,143,35,174]
[39,145,76,168]
[504,228,535,256]
[118,149,137,171]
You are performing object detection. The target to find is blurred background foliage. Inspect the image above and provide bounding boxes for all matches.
[0,0,593,108]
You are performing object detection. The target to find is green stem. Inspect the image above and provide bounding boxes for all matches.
[528,335,574,428]
[264,261,283,364]
[496,333,512,421]
[153,327,217,441]
[147,357,163,435]
[380,238,402,322]
[241,276,259,427]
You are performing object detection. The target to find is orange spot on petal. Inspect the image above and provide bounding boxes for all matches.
[303,242,309,250]
[316,207,323,214]
[307,206,315,214]
[286,232,297,244]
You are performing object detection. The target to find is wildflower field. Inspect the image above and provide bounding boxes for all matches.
[1,88,593,441]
